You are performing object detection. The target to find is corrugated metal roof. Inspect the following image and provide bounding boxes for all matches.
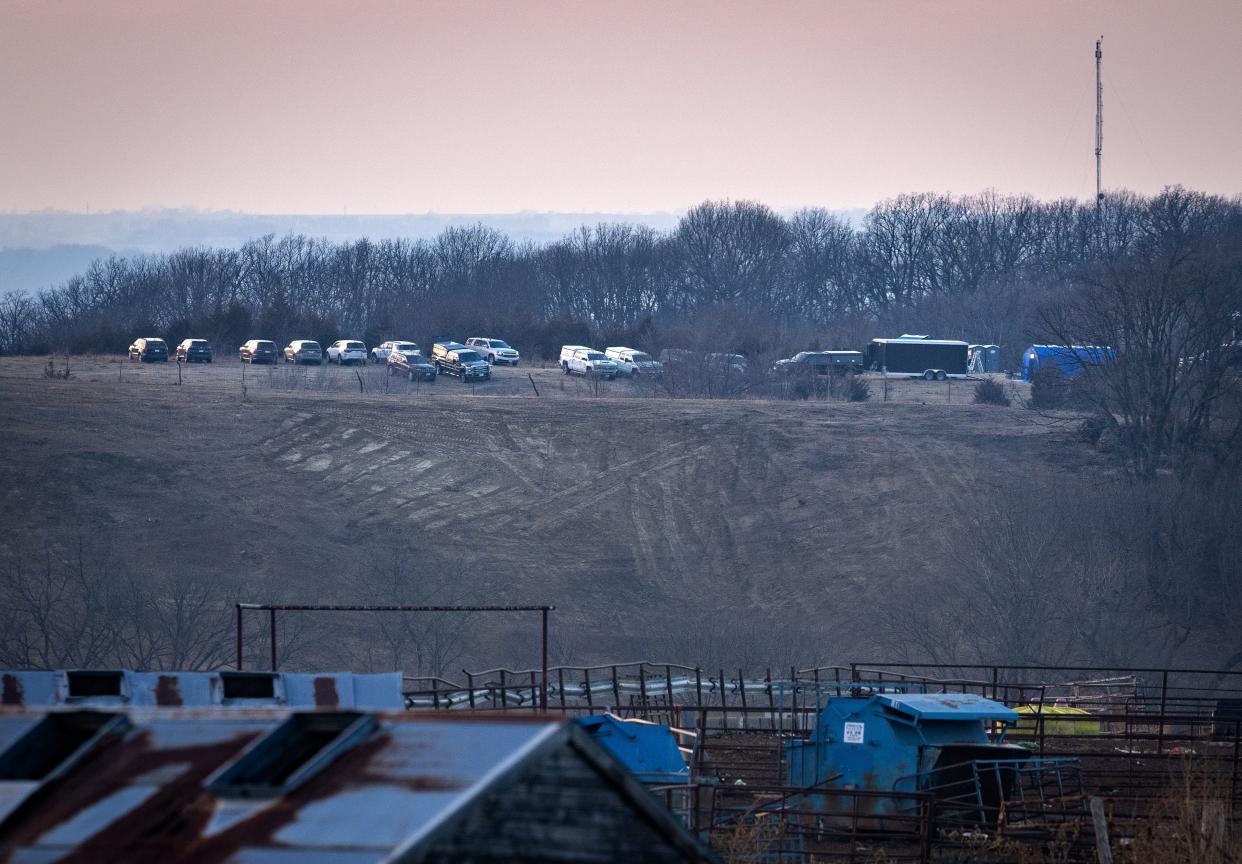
[875,692,1018,722]
[0,709,719,863]
[0,670,403,710]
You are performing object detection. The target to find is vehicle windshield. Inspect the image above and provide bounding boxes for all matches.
[394,342,418,351]
[489,340,511,349]
[256,342,275,349]
[630,352,651,362]
[345,342,364,349]
[457,350,482,362]
[188,340,207,347]
[147,339,166,346]
[586,352,608,361]
[300,343,320,350]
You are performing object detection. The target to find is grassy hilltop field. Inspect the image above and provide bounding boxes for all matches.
[0,356,1102,672]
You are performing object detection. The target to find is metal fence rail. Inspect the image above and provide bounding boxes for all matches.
[402,660,1242,861]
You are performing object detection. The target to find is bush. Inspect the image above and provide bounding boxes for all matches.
[972,377,1011,406]
[1078,415,1106,444]
[1029,364,1070,409]
[845,375,870,402]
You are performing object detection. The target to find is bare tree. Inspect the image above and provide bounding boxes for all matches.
[1039,188,1242,478]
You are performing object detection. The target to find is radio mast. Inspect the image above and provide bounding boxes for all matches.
[1095,36,1103,208]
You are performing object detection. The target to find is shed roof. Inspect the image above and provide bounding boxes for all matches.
[0,708,718,863]
[875,692,1019,722]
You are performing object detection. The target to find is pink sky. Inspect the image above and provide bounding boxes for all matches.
[1,0,1239,213]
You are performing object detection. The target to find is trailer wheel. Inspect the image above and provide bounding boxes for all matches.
[936,370,948,381]
[923,370,935,381]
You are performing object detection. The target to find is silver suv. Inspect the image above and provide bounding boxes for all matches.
[466,337,520,366]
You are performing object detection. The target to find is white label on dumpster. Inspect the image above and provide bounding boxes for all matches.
[843,722,865,743]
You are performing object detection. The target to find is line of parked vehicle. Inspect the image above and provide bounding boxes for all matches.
[125,335,526,384]
[123,334,999,389]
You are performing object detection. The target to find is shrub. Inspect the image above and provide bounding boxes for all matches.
[972,377,1011,406]
[1078,415,1106,444]
[845,375,870,402]
[1029,364,1069,409]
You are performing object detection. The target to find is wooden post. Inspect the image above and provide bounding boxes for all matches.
[235,604,243,670]
[1090,797,1113,864]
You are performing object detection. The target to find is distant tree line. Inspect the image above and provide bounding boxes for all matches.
[3,188,1237,370]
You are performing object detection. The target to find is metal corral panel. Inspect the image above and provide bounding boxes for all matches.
[875,692,1018,722]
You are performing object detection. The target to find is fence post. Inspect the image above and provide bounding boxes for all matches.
[540,607,549,712]
[666,664,675,716]
[235,604,243,670]
[1090,797,1114,864]
[1232,720,1240,820]
[467,671,475,709]
[269,608,277,671]
[1157,670,1169,754]
[639,665,647,716]
[738,668,748,731]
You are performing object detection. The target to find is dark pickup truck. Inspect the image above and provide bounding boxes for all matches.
[431,341,491,383]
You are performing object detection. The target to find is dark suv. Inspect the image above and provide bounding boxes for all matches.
[387,344,437,382]
[239,340,279,364]
[175,339,213,363]
[129,338,169,362]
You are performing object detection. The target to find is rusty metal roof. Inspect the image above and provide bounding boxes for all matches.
[0,708,719,863]
[0,669,403,710]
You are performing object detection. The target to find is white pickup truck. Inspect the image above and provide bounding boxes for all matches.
[559,345,619,379]
[605,346,662,377]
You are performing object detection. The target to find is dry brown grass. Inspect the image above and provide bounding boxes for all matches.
[1116,761,1241,864]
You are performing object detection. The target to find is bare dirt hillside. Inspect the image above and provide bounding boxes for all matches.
[0,356,1100,671]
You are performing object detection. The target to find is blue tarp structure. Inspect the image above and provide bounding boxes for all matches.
[1021,344,1114,381]
[577,714,690,784]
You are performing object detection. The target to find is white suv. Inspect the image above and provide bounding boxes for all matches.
[326,340,367,365]
[371,340,417,363]
[466,337,520,366]
[605,347,662,377]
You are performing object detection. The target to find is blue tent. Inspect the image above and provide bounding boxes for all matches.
[1021,345,1114,381]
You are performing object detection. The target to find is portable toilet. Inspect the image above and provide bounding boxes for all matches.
[786,692,1038,827]
[983,345,1002,373]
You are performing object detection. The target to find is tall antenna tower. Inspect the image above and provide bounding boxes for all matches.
[1095,36,1104,208]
